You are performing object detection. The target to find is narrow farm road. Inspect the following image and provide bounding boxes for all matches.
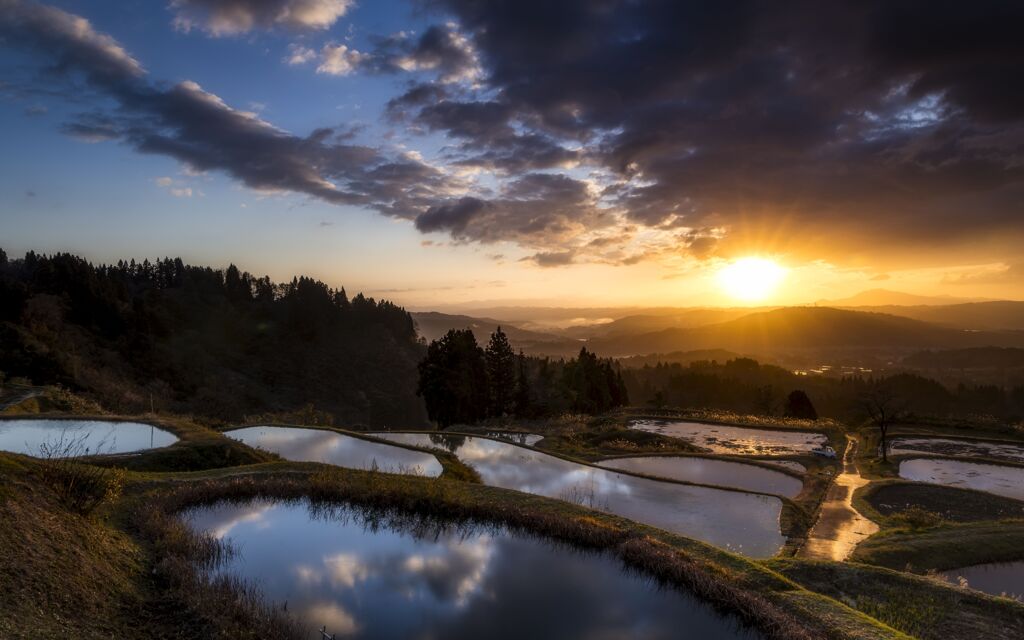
[797,434,879,561]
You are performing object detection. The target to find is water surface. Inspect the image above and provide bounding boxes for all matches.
[942,562,1024,602]
[226,426,442,477]
[187,500,760,640]
[481,431,543,446]
[0,418,177,456]
[899,458,1024,501]
[376,433,785,557]
[600,456,803,498]
[891,437,1024,463]
[761,460,806,473]
[631,420,827,456]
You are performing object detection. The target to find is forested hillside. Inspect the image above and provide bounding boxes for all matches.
[0,250,428,427]
[623,357,1024,421]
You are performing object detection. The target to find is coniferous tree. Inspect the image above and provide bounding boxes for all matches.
[783,390,818,420]
[417,329,489,428]
[485,327,516,416]
[513,349,532,417]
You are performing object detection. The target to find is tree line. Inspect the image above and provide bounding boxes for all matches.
[0,249,427,426]
[417,327,628,427]
[622,357,1024,422]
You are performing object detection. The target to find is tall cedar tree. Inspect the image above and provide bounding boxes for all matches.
[485,326,516,416]
[784,390,818,420]
[417,329,490,428]
[513,350,532,417]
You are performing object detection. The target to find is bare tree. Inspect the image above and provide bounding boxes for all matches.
[861,387,909,462]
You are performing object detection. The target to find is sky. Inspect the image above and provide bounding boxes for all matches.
[1,0,1022,309]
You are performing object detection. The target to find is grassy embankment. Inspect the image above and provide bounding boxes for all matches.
[4,402,1021,639]
[767,557,1024,640]
[849,424,1024,572]
[0,449,913,640]
[762,424,1024,640]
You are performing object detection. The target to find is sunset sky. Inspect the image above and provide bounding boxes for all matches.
[1,0,1022,308]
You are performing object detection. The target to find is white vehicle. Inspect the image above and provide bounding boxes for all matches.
[811,445,837,459]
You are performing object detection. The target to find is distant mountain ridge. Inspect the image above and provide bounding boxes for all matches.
[816,288,985,306]
[411,312,580,353]
[840,301,1024,332]
[586,307,1024,357]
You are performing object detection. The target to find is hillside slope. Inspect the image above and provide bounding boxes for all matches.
[589,307,1024,357]
[0,251,428,426]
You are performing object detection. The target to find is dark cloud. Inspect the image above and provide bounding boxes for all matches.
[522,251,575,268]
[0,0,458,219]
[415,196,491,234]
[6,0,1024,269]
[403,0,1024,261]
[408,100,581,172]
[413,173,611,249]
[362,24,481,84]
[168,0,352,36]
[0,0,145,87]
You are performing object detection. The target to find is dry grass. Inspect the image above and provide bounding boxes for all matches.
[0,462,144,639]
[768,558,1024,640]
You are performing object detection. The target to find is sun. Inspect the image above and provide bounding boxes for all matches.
[717,257,787,302]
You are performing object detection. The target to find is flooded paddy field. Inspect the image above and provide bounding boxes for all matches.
[761,460,806,473]
[0,418,178,456]
[480,431,544,446]
[899,458,1024,502]
[942,562,1024,602]
[375,433,785,557]
[225,426,442,477]
[599,456,803,498]
[891,437,1024,463]
[185,499,761,639]
[629,420,827,456]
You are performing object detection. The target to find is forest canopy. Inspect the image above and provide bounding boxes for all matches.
[0,249,427,426]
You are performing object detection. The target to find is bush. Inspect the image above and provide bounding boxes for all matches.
[891,506,943,530]
[37,433,125,515]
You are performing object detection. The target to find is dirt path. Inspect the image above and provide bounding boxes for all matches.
[797,434,878,561]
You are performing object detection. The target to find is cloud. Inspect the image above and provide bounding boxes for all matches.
[392,0,1024,265]
[942,263,1024,286]
[169,0,352,36]
[414,173,613,252]
[0,0,145,85]
[8,0,1024,270]
[1,1,461,221]
[415,197,489,235]
[316,43,366,76]
[522,251,575,268]
[387,24,482,84]
[284,44,317,66]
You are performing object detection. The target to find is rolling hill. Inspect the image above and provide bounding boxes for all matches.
[411,312,580,354]
[586,307,1024,357]
[841,301,1024,331]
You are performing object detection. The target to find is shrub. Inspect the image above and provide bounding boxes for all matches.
[37,433,125,515]
[891,506,943,530]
